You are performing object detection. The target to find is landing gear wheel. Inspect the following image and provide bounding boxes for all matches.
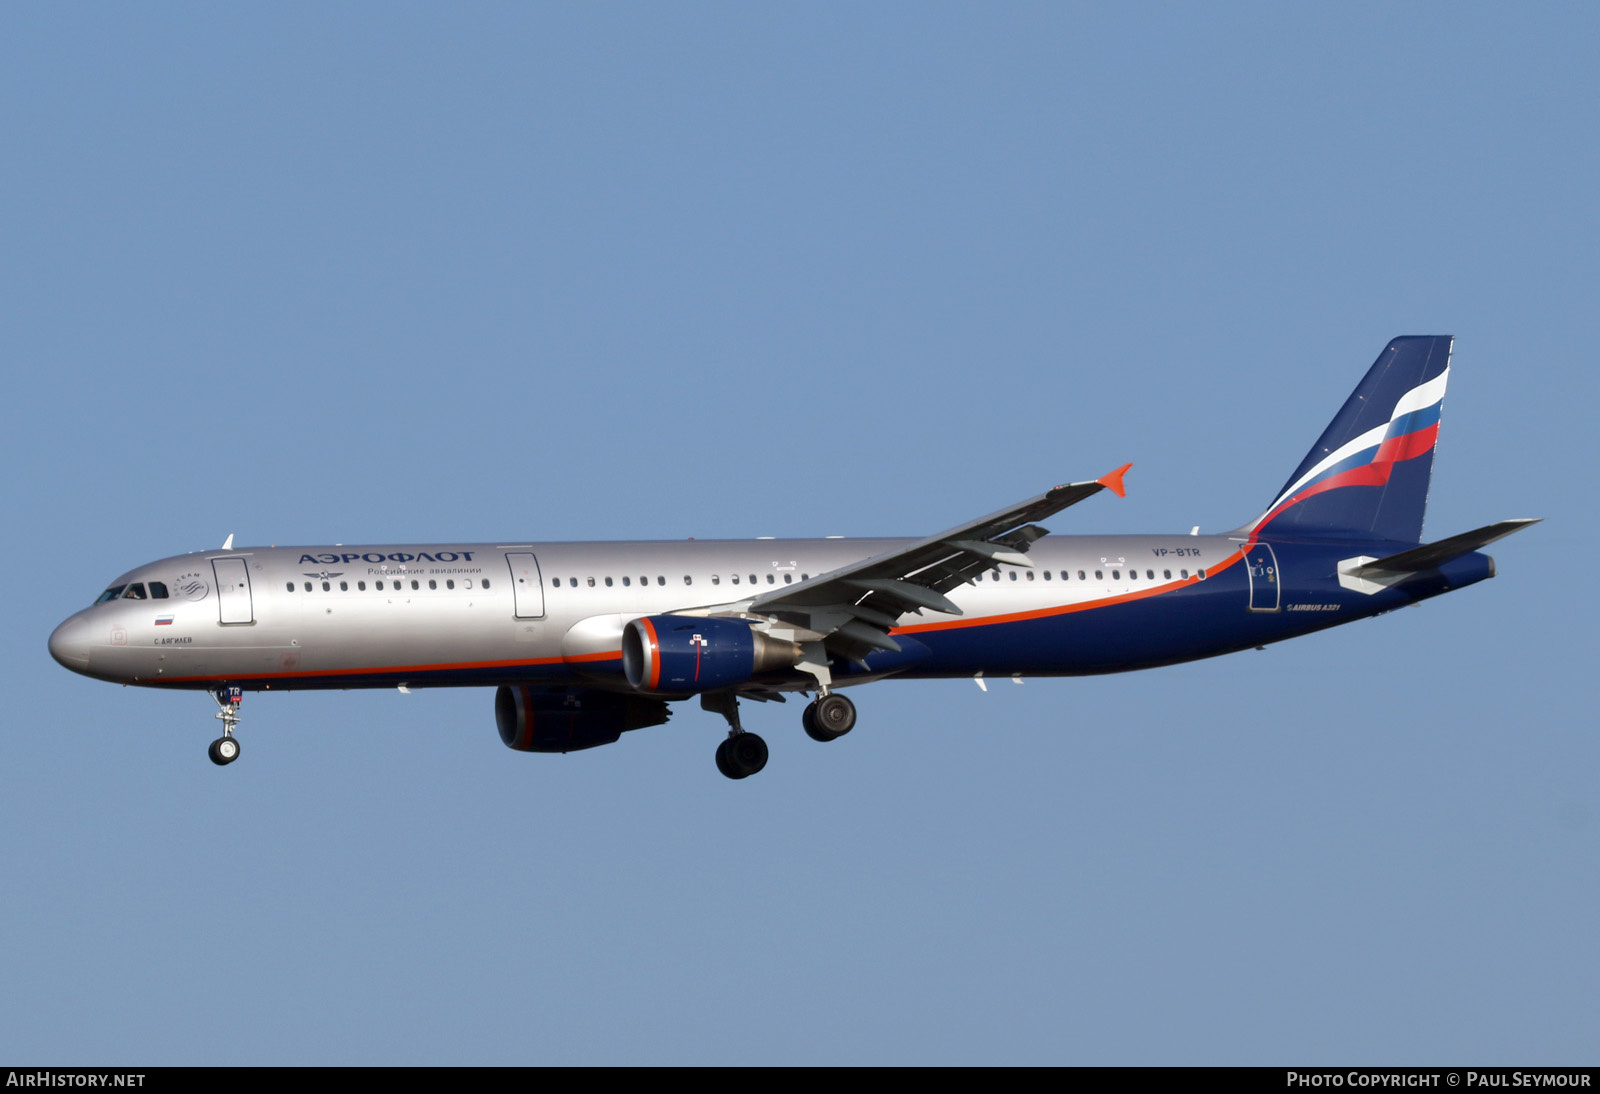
[716,733,768,779]
[715,738,737,779]
[208,736,240,766]
[802,701,832,742]
[806,694,856,741]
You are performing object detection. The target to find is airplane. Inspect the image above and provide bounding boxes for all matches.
[49,336,1536,779]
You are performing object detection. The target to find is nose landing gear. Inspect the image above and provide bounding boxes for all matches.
[208,686,242,766]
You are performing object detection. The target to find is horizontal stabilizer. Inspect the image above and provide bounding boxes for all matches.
[1350,519,1540,576]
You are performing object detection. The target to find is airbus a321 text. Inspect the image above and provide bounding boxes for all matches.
[51,337,1535,779]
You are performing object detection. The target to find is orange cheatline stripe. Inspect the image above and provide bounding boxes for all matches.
[155,546,1249,683]
[894,547,1244,635]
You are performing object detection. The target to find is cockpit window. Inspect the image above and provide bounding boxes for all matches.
[123,583,147,600]
[149,582,169,599]
[95,585,127,604]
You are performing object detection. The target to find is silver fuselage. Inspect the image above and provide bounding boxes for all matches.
[50,534,1253,691]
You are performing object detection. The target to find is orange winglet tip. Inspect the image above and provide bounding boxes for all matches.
[1096,463,1132,498]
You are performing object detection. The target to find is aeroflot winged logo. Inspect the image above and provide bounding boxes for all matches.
[298,550,478,565]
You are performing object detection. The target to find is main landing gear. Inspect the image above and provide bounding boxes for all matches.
[704,690,859,779]
[802,693,856,742]
[704,692,767,780]
[208,686,243,767]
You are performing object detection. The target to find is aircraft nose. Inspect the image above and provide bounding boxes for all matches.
[49,616,91,672]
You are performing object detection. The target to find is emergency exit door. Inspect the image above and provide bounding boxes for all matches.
[506,553,546,619]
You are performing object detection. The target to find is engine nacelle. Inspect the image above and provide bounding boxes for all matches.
[622,615,800,694]
[496,685,670,753]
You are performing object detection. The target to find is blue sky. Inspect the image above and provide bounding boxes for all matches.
[2,4,1594,1064]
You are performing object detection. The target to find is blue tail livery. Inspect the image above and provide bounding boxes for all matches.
[50,336,1537,779]
[1246,335,1452,544]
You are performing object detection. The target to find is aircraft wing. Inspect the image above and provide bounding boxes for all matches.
[740,465,1131,665]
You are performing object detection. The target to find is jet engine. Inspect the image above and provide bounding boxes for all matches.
[621,615,801,694]
[495,685,671,753]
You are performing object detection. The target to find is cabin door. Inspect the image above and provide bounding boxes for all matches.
[211,558,255,624]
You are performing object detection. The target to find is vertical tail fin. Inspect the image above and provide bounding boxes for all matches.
[1245,336,1452,544]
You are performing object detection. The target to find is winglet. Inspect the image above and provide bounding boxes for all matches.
[1096,463,1132,499]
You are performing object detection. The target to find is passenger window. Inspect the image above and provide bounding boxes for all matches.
[569,578,577,588]
[587,577,595,587]
[802,574,809,581]
[149,582,169,599]
[410,580,419,590]
[428,580,437,590]
[1078,571,1087,580]
[481,579,491,589]
[359,581,367,590]
[1147,570,1155,580]
[286,582,295,592]
[1180,570,1188,579]
[731,574,740,584]
[605,577,613,587]
[1112,570,1121,580]
[1026,571,1035,581]
[684,576,693,585]
[376,580,384,590]
[1129,571,1137,582]
[446,580,454,589]
[1164,570,1172,580]
[783,573,792,583]
[711,575,720,585]
[749,574,757,585]
[1043,571,1051,580]
[1196,570,1205,580]
[551,578,560,588]
[1095,571,1103,581]
[1009,571,1018,581]
[322,581,331,591]
[464,579,474,589]
[304,582,313,592]
[657,576,665,586]
[767,574,775,584]
[622,576,631,587]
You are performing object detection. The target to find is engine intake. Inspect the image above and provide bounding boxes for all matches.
[622,615,800,694]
